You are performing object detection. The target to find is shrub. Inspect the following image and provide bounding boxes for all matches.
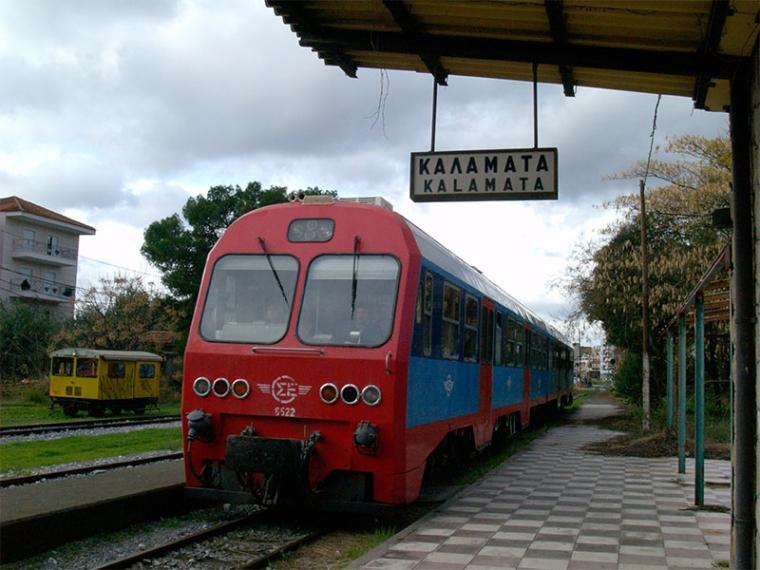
[614,351,642,404]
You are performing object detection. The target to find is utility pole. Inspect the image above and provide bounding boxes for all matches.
[639,179,650,431]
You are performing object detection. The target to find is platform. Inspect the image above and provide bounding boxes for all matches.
[0,460,185,562]
[351,398,731,570]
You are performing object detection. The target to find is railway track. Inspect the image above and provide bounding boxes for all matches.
[0,414,181,438]
[94,510,326,570]
[0,451,183,488]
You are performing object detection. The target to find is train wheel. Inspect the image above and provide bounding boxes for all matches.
[90,406,105,417]
[109,406,122,416]
[63,405,78,418]
[133,406,146,415]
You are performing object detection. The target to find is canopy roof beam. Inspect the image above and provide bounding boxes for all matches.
[381,0,448,86]
[297,29,740,80]
[693,0,731,109]
[544,0,576,97]
[270,2,358,78]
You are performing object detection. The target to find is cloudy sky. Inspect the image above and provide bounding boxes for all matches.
[1,0,728,342]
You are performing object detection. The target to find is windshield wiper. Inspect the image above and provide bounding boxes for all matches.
[258,237,289,306]
[350,235,360,318]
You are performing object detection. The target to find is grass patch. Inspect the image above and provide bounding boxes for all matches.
[0,400,182,427]
[338,526,397,564]
[0,427,182,473]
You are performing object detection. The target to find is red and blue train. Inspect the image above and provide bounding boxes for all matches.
[182,195,573,507]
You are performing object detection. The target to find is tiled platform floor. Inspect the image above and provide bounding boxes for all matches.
[353,420,731,570]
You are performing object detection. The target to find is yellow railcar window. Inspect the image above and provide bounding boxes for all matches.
[52,357,73,376]
[108,362,126,378]
[76,358,98,378]
[139,363,156,379]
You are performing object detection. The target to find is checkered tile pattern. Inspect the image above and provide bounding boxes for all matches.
[355,425,731,570]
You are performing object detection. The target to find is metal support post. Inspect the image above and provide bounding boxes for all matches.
[666,331,673,430]
[678,314,686,474]
[694,294,705,505]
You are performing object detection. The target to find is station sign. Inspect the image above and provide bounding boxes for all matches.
[410,147,558,202]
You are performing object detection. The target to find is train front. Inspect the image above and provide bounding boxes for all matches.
[182,198,418,507]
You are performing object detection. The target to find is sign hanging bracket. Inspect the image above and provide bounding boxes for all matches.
[533,62,539,149]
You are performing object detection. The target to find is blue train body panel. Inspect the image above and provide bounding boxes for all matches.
[407,356,480,428]
[530,368,551,399]
[491,366,523,409]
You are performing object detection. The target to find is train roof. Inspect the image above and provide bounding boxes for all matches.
[50,348,163,362]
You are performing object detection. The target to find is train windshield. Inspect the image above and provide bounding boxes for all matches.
[200,255,298,343]
[298,255,400,347]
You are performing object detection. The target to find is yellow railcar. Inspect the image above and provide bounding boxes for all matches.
[49,348,163,417]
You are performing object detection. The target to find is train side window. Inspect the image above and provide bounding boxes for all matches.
[514,324,525,366]
[463,295,478,362]
[108,362,126,378]
[76,358,98,378]
[423,273,433,356]
[52,357,73,376]
[441,282,461,359]
[494,313,503,366]
[480,305,493,363]
[139,363,156,379]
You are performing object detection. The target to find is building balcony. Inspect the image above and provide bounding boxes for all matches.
[12,239,77,267]
[9,277,76,303]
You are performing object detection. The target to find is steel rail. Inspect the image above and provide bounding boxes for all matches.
[0,415,180,437]
[94,509,326,570]
[237,527,327,569]
[0,452,183,488]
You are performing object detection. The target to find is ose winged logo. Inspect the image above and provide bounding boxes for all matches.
[257,375,312,404]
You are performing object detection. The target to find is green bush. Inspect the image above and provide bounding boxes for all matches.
[614,351,642,404]
[24,385,49,405]
[0,301,61,381]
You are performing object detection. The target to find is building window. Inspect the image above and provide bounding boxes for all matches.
[43,271,57,294]
[22,228,35,248]
[47,235,59,256]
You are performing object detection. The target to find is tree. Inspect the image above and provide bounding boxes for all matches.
[563,134,731,399]
[0,301,60,381]
[141,182,337,340]
[51,275,179,354]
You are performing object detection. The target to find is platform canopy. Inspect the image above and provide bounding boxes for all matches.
[266,0,760,112]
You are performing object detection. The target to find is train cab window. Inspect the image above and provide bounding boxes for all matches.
[76,358,98,378]
[200,255,298,344]
[441,283,461,359]
[463,295,478,362]
[52,357,73,377]
[298,255,399,347]
[108,362,126,378]
[139,363,156,379]
[422,273,433,356]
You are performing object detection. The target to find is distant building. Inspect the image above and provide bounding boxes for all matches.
[573,342,620,387]
[0,196,95,318]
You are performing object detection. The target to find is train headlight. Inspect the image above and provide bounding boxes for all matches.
[231,379,250,399]
[361,385,382,406]
[340,384,360,405]
[193,377,212,397]
[212,377,230,398]
[319,383,339,404]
